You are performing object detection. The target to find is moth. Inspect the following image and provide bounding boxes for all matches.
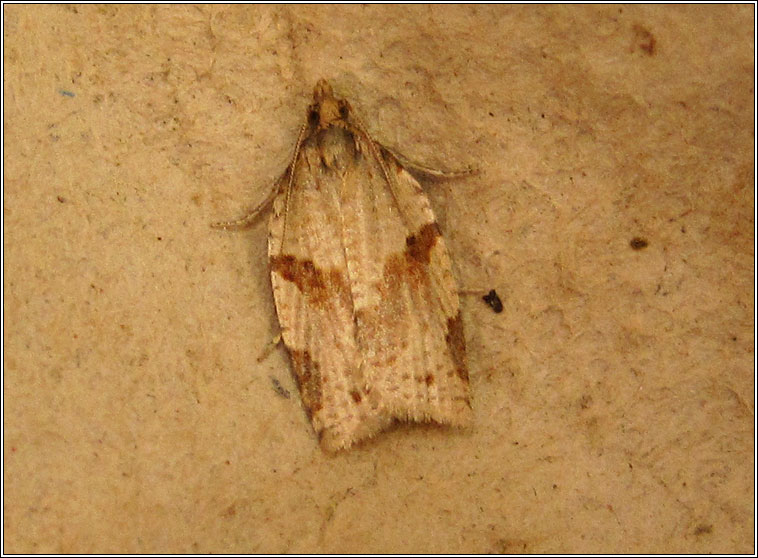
[214,79,472,451]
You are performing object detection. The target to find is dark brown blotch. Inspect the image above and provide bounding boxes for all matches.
[271,254,349,307]
[445,312,469,383]
[289,349,323,420]
[350,390,362,403]
[405,223,440,265]
[632,24,656,56]
[379,222,442,290]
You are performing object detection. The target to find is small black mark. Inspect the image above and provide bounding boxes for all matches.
[56,195,66,203]
[630,237,648,250]
[271,377,290,399]
[482,289,503,313]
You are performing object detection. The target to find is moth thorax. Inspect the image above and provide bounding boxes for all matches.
[317,126,358,172]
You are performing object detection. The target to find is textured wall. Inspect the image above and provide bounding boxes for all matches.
[3,4,754,553]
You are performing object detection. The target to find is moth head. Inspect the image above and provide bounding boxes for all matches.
[313,79,334,102]
[309,79,351,128]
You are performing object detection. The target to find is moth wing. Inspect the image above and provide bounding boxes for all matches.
[341,141,472,427]
[268,150,390,452]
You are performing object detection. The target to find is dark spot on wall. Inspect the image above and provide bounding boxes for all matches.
[482,289,504,313]
[632,24,656,55]
[630,237,649,250]
[694,524,713,536]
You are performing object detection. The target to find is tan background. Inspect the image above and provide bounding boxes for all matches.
[3,4,754,553]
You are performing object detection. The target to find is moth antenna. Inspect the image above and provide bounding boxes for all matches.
[212,122,310,235]
[382,146,477,179]
[278,122,309,252]
[210,184,280,230]
[348,111,417,232]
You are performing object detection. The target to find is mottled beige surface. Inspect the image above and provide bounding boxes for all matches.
[3,4,754,553]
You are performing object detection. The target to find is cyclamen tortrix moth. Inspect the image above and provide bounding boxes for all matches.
[214,79,472,451]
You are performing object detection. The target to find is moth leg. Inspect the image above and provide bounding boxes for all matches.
[380,145,477,179]
[256,333,283,363]
[210,176,282,230]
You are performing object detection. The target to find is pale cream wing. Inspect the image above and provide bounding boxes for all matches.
[268,133,390,451]
[337,133,472,427]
